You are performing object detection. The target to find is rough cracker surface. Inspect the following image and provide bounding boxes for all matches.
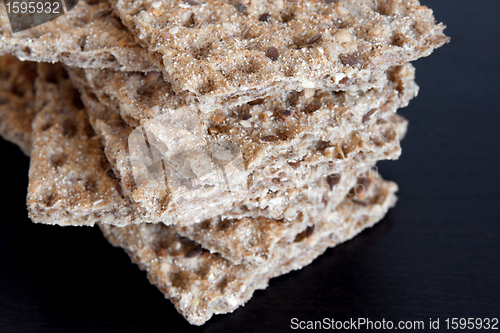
[27,62,138,226]
[101,172,398,325]
[65,65,408,265]
[1,57,394,269]
[0,57,359,263]
[0,55,37,155]
[1,59,402,271]
[110,0,447,107]
[0,42,406,328]
[70,64,415,223]
[173,128,404,266]
[0,1,155,71]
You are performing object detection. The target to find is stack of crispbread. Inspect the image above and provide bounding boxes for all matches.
[0,0,447,325]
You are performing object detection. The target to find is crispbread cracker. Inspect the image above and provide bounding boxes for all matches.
[101,172,398,325]
[173,143,403,266]
[4,57,352,241]
[0,1,155,71]
[110,0,447,107]
[65,64,407,265]
[18,59,398,251]
[2,59,401,272]
[69,64,414,224]
[0,55,37,155]
[27,62,138,226]
[70,67,407,265]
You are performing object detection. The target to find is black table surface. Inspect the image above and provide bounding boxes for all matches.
[1,1,499,332]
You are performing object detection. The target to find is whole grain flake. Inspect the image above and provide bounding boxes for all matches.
[266,46,279,61]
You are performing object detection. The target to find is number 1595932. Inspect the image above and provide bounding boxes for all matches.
[5,2,60,14]
[445,318,498,330]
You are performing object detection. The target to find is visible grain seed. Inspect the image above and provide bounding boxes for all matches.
[288,161,300,169]
[258,13,271,22]
[334,29,352,43]
[327,174,341,189]
[266,47,279,61]
[261,135,279,142]
[150,7,162,15]
[339,54,360,67]
[301,79,315,88]
[324,147,335,158]
[335,145,346,159]
[248,98,265,105]
[150,105,160,114]
[369,26,382,37]
[185,245,203,258]
[303,88,315,99]
[336,5,350,16]
[316,140,328,150]
[208,127,220,134]
[184,0,199,5]
[235,1,247,13]
[213,112,226,123]
[281,110,293,117]
[362,109,377,123]
[306,33,322,44]
[339,77,353,86]
[92,9,112,20]
[146,71,162,82]
[239,120,251,128]
[169,26,180,35]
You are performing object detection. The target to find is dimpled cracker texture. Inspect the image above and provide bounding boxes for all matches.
[0,55,37,155]
[2,56,354,238]
[68,64,414,224]
[67,65,408,266]
[2,59,400,272]
[27,62,139,226]
[42,67,406,268]
[0,60,399,329]
[9,59,396,272]
[110,0,447,109]
[0,1,156,71]
[101,172,398,325]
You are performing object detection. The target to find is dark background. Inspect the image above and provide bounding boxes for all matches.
[1,1,499,332]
